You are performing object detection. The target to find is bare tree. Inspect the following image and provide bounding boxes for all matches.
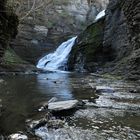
[7,0,52,21]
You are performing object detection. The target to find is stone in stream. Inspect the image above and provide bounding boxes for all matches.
[38,97,58,112]
[8,133,28,140]
[95,86,115,93]
[26,119,47,130]
[48,100,79,112]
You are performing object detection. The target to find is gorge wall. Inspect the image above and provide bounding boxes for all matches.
[0,0,18,63]
[104,0,140,79]
[11,0,109,64]
[69,0,140,79]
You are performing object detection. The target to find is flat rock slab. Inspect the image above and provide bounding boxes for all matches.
[96,86,115,93]
[48,100,79,111]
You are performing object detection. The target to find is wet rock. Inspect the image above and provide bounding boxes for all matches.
[0,79,4,84]
[48,100,79,112]
[47,119,65,129]
[48,97,58,103]
[8,132,28,140]
[26,119,47,130]
[89,96,99,103]
[96,86,115,93]
[88,83,96,90]
[38,97,58,112]
[68,18,105,72]
[129,89,139,93]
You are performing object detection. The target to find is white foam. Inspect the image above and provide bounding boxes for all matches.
[95,10,105,21]
[37,37,77,71]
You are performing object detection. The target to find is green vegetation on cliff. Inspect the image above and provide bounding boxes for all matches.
[68,18,105,72]
[0,0,18,62]
[3,48,28,65]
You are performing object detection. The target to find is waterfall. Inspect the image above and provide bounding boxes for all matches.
[95,10,105,21]
[37,37,77,71]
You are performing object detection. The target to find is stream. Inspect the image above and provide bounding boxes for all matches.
[0,72,140,139]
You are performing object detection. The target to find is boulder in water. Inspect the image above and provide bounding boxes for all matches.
[38,97,58,111]
[48,100,79,112]
[26,119,47,130]
[8,133,28,140]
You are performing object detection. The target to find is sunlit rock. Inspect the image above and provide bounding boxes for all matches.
[48,100,79,111]
[8,133,28,140]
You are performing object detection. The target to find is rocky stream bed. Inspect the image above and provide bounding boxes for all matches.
[0,72,140,139]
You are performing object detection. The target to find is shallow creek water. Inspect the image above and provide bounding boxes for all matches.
[0,72,140,139]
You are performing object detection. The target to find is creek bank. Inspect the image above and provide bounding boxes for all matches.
[28,76,140,139]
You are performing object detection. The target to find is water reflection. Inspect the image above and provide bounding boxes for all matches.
[37,72,73,100]
[0,73,140,139]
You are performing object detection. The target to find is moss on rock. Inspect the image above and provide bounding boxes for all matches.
[68,18,106,72]
[0,0,18,62]
[3,48,28,65]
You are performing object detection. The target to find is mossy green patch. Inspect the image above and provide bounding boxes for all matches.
[3,48,28,65]
[68,18,105,71]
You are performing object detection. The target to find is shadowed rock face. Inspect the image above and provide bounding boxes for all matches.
[103,0,140,79]
[69,0,140,79]
[103,0,131,60]
[68,18,106,72]
[0,0,18,63]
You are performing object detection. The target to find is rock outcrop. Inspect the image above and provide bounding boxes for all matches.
[103,0,140,79]
[69,0,140,79]
[0,0,18,63]
[68,18,106,72]
[11,0,109,64]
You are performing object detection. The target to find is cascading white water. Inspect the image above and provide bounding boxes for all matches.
[95,10,105,21]
[37,37,77,71]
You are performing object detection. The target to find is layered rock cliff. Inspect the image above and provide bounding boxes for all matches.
[11,0,109,63]
[69,0,140,79]
[104,0,140,79]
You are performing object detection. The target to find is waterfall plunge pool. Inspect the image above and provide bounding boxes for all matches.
[0,72,140,139]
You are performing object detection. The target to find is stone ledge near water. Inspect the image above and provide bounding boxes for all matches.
[48,100,79,112]
[8,133,28,140]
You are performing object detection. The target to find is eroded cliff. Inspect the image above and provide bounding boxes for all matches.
[69,0,140,80]
[11,0,109,63]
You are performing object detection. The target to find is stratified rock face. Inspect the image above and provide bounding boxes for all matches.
[122,0,140,50]
[11,0,109,64]
[103,0,140,78]
[69,0,140,79]
[0,0,18,63]
[68,18,106,72]
[103,0,131,60]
